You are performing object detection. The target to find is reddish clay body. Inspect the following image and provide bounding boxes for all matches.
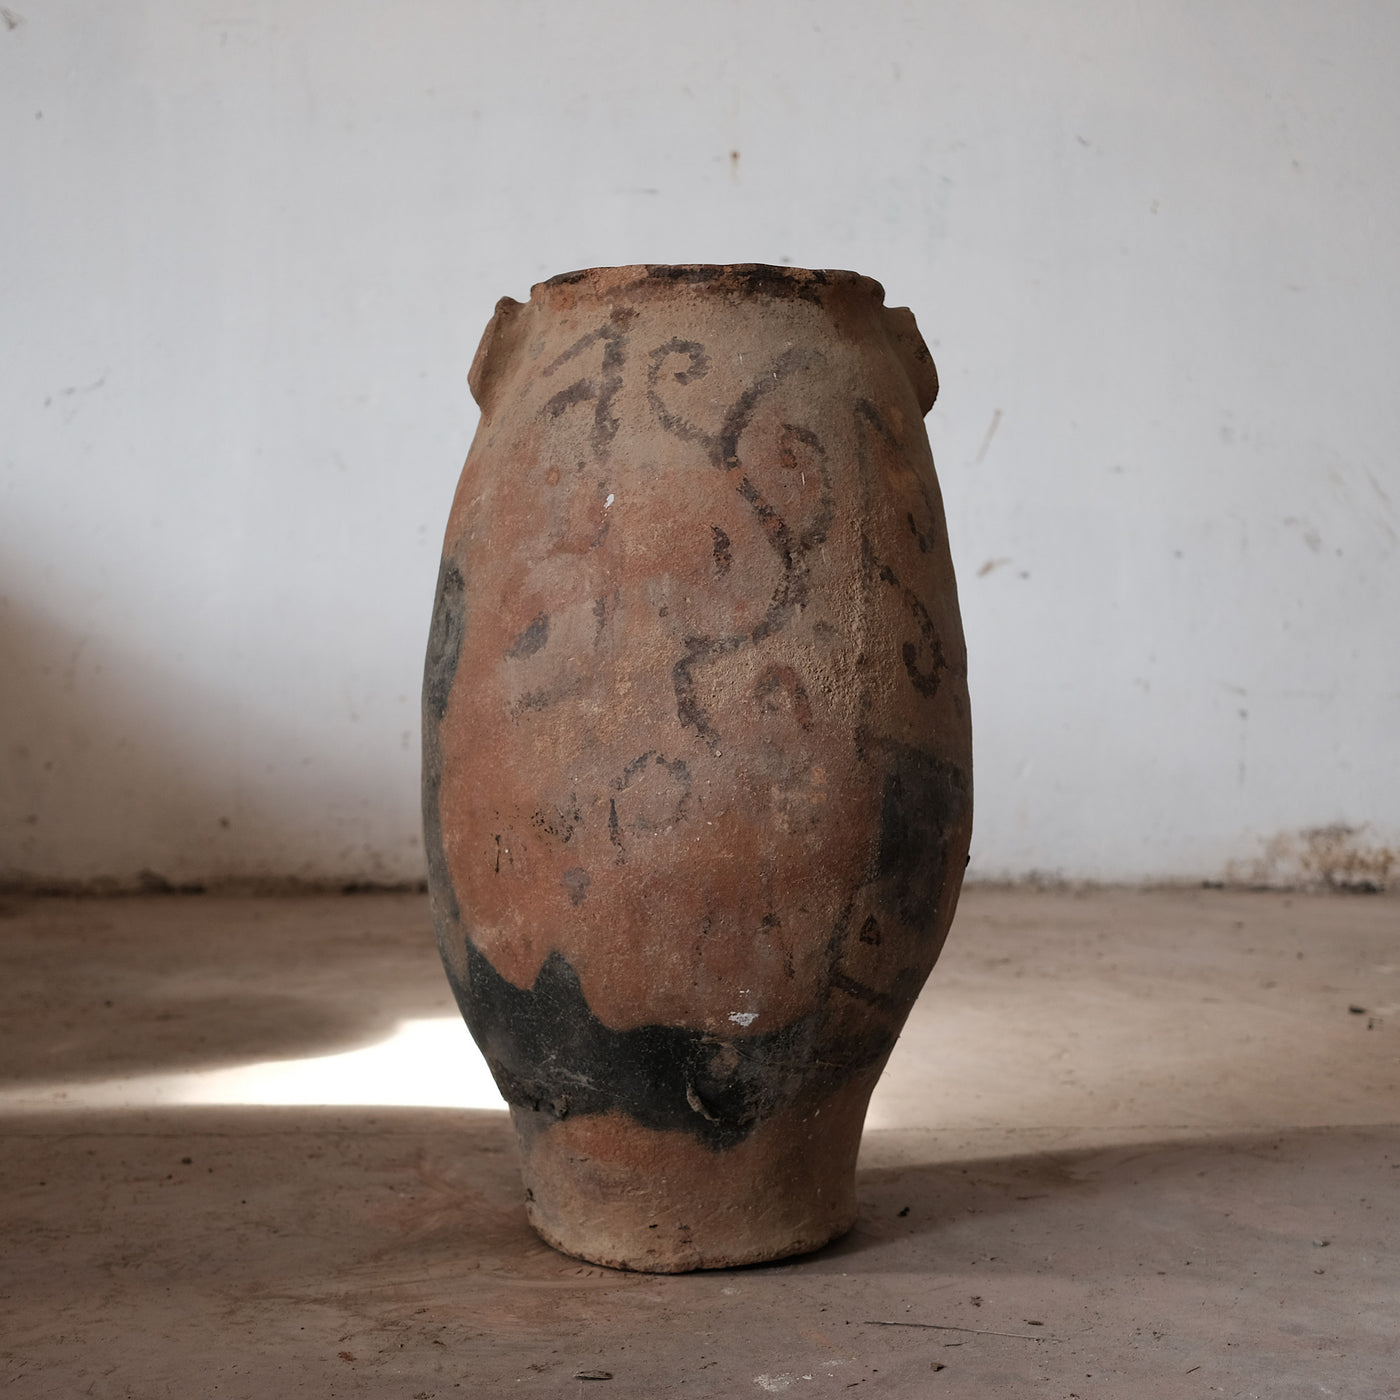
[424,265,972,1271]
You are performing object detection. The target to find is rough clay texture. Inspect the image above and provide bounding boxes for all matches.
[423,265,972,1270]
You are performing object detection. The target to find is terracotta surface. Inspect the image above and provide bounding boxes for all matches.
[423,265,972,1269]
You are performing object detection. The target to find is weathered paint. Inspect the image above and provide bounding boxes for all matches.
[424,264,972,1270]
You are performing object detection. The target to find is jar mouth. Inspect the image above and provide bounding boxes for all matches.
[535,263,887,303]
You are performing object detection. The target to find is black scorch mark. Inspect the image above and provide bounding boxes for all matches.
[506,611,550,660]
[441,940,865,1150]
[872,740,971,930]
[422,557,468,937]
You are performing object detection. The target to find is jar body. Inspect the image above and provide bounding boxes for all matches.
[423,265,972,1272]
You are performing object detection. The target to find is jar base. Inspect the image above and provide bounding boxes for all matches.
[509,1076,877,1272]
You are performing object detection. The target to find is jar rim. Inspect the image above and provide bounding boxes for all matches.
[533,263,887,302]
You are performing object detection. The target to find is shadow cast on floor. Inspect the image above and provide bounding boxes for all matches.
[4,1105,1395,1396]
[0,893,453,1081]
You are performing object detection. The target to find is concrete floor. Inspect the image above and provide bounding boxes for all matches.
[1,888,1396,1398]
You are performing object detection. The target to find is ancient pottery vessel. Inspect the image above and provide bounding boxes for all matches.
[423,264,972,1272]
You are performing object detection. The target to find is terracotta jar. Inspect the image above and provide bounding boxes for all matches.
[423,264,971,1272]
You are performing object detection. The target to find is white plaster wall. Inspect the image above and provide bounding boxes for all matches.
[3,0,1397,886]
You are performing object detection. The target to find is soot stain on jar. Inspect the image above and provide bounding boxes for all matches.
[875,747,971,929]
[505,611,550,660]
[422,555,468,931]
[445,941,851,1151]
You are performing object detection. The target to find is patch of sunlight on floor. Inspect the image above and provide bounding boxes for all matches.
[0,1017,509,1114]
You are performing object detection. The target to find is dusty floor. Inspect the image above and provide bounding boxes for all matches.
[1,888,1396,1398]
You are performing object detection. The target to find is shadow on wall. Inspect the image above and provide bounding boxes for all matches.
[0,588,425,890]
